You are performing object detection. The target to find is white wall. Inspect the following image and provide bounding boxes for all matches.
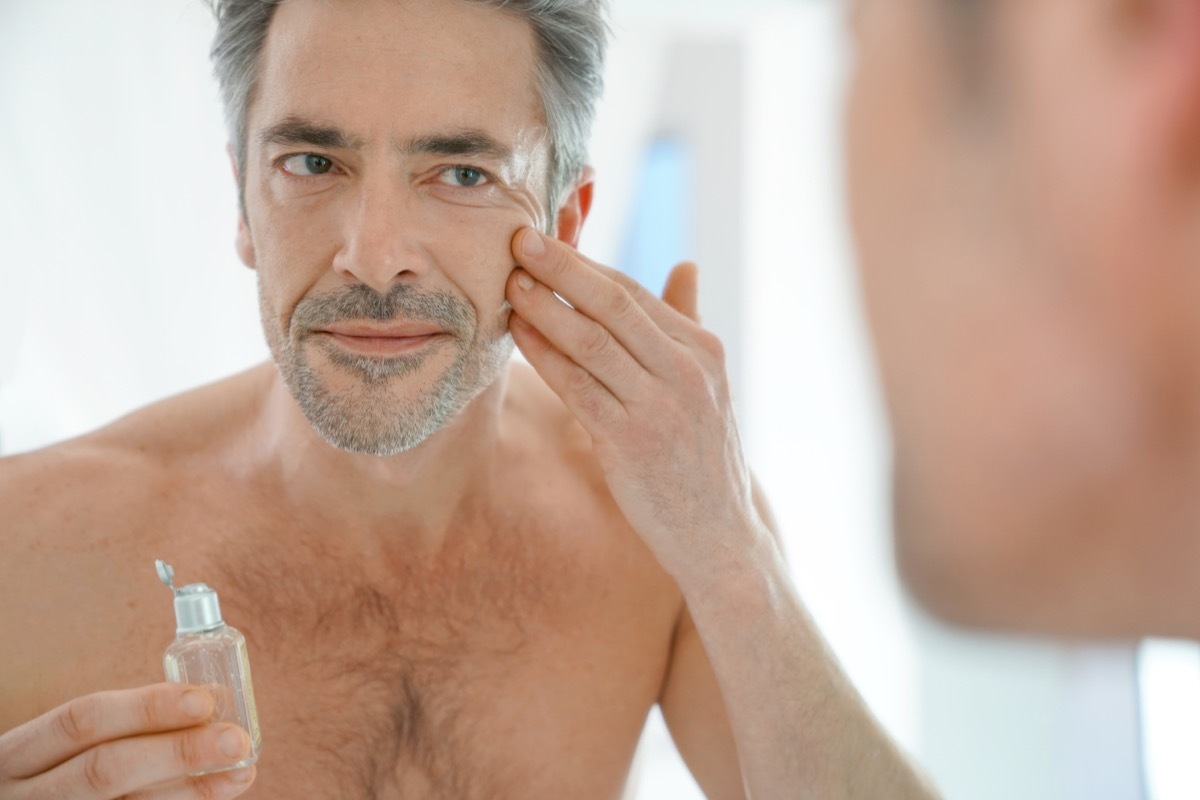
[0,0,263,453]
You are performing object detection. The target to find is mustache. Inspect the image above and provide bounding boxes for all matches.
[290,283,474,337]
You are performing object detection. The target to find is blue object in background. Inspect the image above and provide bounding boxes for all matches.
[617,137,694,295]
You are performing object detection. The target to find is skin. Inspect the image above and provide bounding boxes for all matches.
[507,235,939,798]
[848,0,1200,637]
[1,0,936,798]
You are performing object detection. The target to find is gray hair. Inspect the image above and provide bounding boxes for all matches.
[205,0,610,217]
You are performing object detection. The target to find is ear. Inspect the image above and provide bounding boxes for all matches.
[236,214,257,271]
[1113,0,1200,181]
[227,142,257,270]
[552,166,595,248]
[1157,0,1200,183]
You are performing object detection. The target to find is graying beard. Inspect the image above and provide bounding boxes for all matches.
[313,338,434,387]
[259,280,509,457]
[288,343,469,457]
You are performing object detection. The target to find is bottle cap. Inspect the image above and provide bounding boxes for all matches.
[173,583,225,634]
[155,560,226,635]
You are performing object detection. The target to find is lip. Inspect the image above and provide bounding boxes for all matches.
[314,323,447,357]
[321,322,445,338]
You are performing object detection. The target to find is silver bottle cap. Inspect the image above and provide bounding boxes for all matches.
[156,560,226,634]
[173,583,225,634]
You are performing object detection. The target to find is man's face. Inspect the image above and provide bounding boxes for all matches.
[846,0,1200,578]
[237,0,556,455]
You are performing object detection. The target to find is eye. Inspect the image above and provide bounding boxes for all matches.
[439,167,491,188]
[280,154,336,177]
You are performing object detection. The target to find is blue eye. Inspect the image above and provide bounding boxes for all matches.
[281,154,335,176]
[441,167,490,188]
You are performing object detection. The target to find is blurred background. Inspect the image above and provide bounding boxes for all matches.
[2,1,1199,797]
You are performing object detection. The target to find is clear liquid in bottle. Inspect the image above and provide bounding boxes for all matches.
[156,560,262,775]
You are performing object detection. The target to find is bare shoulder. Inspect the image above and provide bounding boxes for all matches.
[0,366,273,716]
[0,363,273,590]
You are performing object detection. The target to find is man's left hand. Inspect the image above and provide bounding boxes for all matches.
[505,227,764,585]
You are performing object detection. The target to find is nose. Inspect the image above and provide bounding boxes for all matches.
[331,179,428,294]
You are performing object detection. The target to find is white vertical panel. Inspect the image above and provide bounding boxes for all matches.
[1064,645,1143,800]
[1141,640,1200,800]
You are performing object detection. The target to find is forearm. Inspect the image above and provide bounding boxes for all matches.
[680,530,939,800]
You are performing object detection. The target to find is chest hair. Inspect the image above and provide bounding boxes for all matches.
[205,511,578,799]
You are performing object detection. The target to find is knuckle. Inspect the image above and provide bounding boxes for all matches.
[81,746,117,794]
[623,278,654,306]
[696,330,726,364]
[57,696,99,745]
[174,728,206,770]
[137,689,162,731]
[565,364,596,397]
[190,774,230,800]
[669,350,706,388]
[546,247,572,280]
[606,285,636,318]
[609,269,636,291]
[580,325,613,362]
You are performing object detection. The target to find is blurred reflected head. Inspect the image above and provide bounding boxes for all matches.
[847,0,1200,633]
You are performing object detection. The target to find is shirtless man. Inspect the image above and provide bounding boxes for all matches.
[848,0,1200,637]
[0,1,936,798]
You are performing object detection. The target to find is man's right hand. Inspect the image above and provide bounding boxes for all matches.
[0,683,256,799]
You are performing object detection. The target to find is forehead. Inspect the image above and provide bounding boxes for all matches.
[250,0,545,145]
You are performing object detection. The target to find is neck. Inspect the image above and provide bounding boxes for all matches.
[252,363,510,544]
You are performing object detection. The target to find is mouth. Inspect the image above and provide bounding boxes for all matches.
[313,323,448,358]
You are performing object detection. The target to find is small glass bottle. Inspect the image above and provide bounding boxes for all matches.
[155,560,262,774]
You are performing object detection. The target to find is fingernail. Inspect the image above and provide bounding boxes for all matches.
[219,728,249,758]
[181,689,211,718]
[515,270,535,291]
[520,229,546,258]
[228,766,255,784]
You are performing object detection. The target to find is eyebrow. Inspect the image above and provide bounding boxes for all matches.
[258,117,516,165]
[400,131,516,164]
[258,116,366,151]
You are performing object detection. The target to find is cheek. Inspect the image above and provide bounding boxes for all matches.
[421,205,520,322]
[245,207,333,338]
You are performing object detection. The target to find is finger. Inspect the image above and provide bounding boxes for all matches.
[662,262,701,323]
[512,228,698,353]
[28,723,252,800]
[509,312,627,435]
[510,229,674,373]
[507,269,654,397]
[126,766,256,800]
[587,259,699,338]
[2,684,214,779]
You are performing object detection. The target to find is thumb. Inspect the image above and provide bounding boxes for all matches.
[662,262,700,323]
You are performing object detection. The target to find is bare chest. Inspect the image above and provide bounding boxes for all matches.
[27,508,680,800]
